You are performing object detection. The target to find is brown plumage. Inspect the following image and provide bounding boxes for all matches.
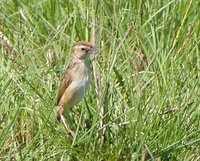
[56,41,95,133]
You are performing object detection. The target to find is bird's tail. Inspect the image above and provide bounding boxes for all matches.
[56,106,63,122]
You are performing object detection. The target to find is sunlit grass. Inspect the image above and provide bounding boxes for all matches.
[0,0,199,160]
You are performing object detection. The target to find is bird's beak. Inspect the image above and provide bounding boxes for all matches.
[90,46,97,53]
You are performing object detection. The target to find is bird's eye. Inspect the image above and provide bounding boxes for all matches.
[81,48,86,51]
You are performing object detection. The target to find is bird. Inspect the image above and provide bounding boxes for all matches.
[56,41,95,134]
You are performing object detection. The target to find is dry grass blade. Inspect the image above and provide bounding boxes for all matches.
[91,14,104,133]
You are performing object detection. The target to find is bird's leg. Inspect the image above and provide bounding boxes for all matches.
[60,114,75,137]
[57,106,75,137]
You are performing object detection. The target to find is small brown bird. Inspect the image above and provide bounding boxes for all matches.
[56,41,95,133]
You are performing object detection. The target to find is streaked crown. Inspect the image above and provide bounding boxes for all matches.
[72,41,94,60]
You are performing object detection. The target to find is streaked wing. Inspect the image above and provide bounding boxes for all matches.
[56,62,75,105]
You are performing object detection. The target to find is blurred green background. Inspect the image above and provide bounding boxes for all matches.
[0,0,199,160]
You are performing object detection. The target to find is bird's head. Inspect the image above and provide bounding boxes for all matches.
[72,41,95,60]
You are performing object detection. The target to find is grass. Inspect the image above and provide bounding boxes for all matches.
[0,0,200,160]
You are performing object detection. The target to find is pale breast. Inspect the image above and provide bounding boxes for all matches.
[63,60,90,108]
[67,73,90,107]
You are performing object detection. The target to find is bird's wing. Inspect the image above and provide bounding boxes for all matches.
[56,61,75,105]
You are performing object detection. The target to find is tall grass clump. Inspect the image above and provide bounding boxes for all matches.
[0,0,199,160]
